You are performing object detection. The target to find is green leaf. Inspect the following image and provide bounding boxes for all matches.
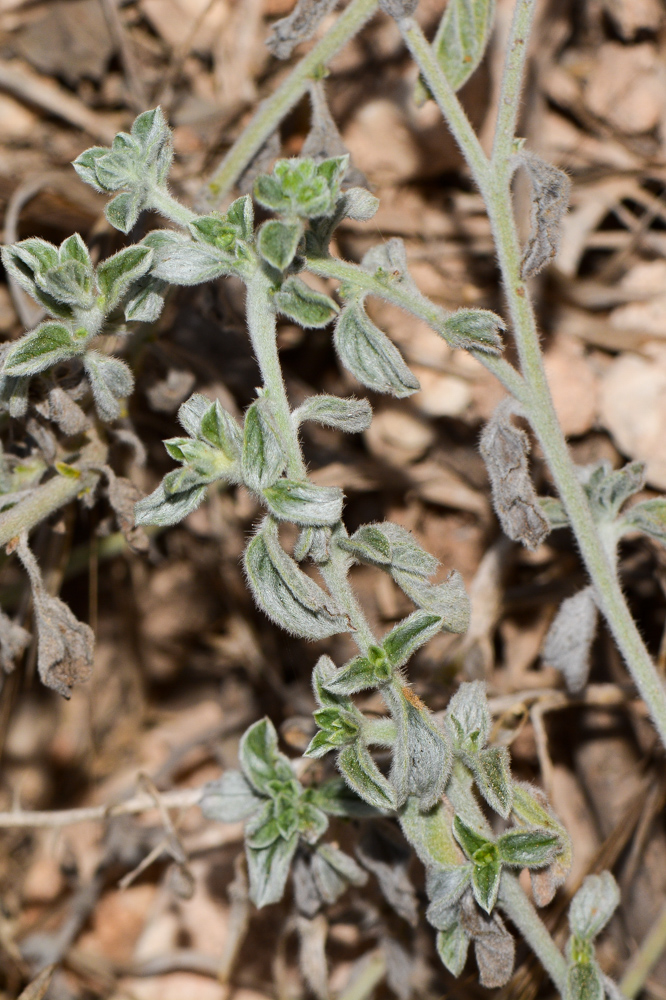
[200,770,264,822]
[498,828,560,868]
[226,194,254,240]
[324,646,393,695]
[338,524,393,565]
[3,322,77,376]
[386,686,452,810]
[83,351,134,422]
[134,480,207,527]
[200,400,243,460]
[445,680,491,756]
[540,495,569,529]
[96,244,153,311]
[124,274,168,322]
[305,705,360,757]
[178,393,210,437]
[471,853,501,913]
[337,741,396,811]
[293,393,372,433]
[569,872,620,942]
[565,962,604,1000]
[262,479,344,526]
[382,610,444,667]
[621,497,666,544]
[145,230,231,284]
[471,747,513,818]
[242,399,286,491]
[246,802,282,847]
[442,307,505,354]
[436,922,470,977]
[511,781,573,907]
[338,187,380,222]
[334,300,420,398]
[298,801,329,844]
[452,815,492,860]
[105,190,143,234]
[311,653,349,709]
[244,517,348,640]
[274,276,339,328]
[256,220,302,271]
[310,776,379,818]
[422,0,496,95]
[239,717,295,795]
[393,569,470,632]
[399,796,460,869]
[246,831,299,907]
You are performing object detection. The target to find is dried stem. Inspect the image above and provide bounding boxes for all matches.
[0,786,203,829]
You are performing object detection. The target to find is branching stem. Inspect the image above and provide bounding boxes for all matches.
[0,468,100,548]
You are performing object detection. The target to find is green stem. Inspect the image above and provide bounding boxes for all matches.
[402,11,666,750]
[203,0,379,204]
[490,0,538,166]
[304,253,527,403]
[498,873,568,995]
[0,469,100,548]
[319,543,375,655]
[245,267,306,480]
[621,900,666,998]
[150,188,199,228]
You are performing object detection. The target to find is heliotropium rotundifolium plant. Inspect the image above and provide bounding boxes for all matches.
[1,0,662,994]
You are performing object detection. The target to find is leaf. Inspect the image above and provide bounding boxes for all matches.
[425,0,495,93]
[591,460,646,518]
[471,747,513,818]
[338,524,393,565]
[519,150,571,278]
[262,479,343,526]
[3,322,77,376]
[256,220,302,271]
[392,569,471,632]
[427,866,473,927]
[498,828,560,868]
[145,230,230,284]
[334,300,420,397]
[200,770,264,822]
[106,190,143,233]
[542,586,598,694]
[124,274,168,322]
[442,307,505,354]
[382,610,445,667]
[480,397,550,550]
[275,277,339,328]
[178,392,211,437]
[337,742,396,811]
[436,922,470,977]
[621,497,666,544]
[311,776,380,818]
[399,795,461,869]
[293,394,372,433]
[247,832,299,907]
[83,351,134,422]
[453,815,492,860]
[569,872,620,942]
[200,400,243,461]
[445,681,491,757]
[324,647,392,696]
[566,963,605,1000]
[386,686,452,810]
[298,802,329,845]
[511,781,573,907]
[471,855,501,913]
[266,0,339,59]
[460,893,515,988]
[96,244,153,311]
[244,518,348,640]
[239,717,295,795]
[134,480,207,527]
[242,399,286,491]
[339,187,380,222]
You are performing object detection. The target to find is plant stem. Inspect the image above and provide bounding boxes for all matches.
[491,0,538,166]
[150,188,199,227]
[0,469,99,548]
[401,12,666,749]
[319,542,375,655]
[245,267,306,480]
[304,253,528,403]
[499,873,568,995]
[203,0,379,204]
[620,900,666,998]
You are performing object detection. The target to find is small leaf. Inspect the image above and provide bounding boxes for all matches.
[512,781,573,907]
[97,244,153,311]
[498,828,560,868]
[338,524,393,565]
[569,872,620,942]
[298,802,329,844]
[427,866,473,927]
[178,392,210,437]
[436,922,470,977]
[275,277,339,328]
[542,586,598,694]
[461,895,516,988]
[621,496,666,544]
[242,399,286,491]
[453,815,492,860]
[339,187,380,222]
[382,610,445,667]
[145,230,230,284]
[566,963,605,1000]
[519,150,571,278]
[387,688,452,810]
[83,351,134,422]
[442,307,505,354]
[471,855,501,913]
[200,400,243,460]
[247,832,299,907]
[256,220,302,271]
[293,393,372,433]
[106,190,143,233]
[244,517,348,640]
[262,479,343,526]
[124,274,168,322]
[337,742,395,811]
[540,495,569,529]
[445,680,491,754]
[334,300,420,397]
[266,0,339,59]
[324,646,393,695]
[200,770,264,822]
[392,569,471,632]
[424,0,495,93]
[471,747,513,818]
[239,717,294,795]
[134,480,207,527]
[593,461,646,518]
[3,322,77,377]
[311,776,380,818]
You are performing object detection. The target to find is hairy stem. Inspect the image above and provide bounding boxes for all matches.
[499,873,568,994]
[319,544,375,655]
[491,0,538,166]
[402,10,666,749]
[203,0,379,204]
[0,469,100,548]
[150,188,199,228]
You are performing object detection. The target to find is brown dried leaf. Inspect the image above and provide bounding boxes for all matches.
[519,151,571,278]
[479,398,550,550]
[460,892,515,988]
[266,0,339,59]
[107,472,149,554]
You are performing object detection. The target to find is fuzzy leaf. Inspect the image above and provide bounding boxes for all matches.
[453,815,492,861]
[334,300,420,398]
[542,586,598,694]
[471,855,501,913]
[519,151,571,278]
[511,781,573,907]
[247,832,299,907]
[106,190,143,233]
[267,0,339,58]
[569,872,620,942]
[392,569,471,631]
[262,479,343,526]
[382,610,445,667]
[427,866,473,927]
[145,230,230,284]
[244,518,347,640]
[337,742,395,811]
[124,274,168,322]
[387,687,452,810]
[200,400,243,460]
[200,770,264,822]
[293,394,372,433]
[97,244,153,311]
[324,646,393,695]
[3,322,77,376]
[242,399,286,491]
[424,0,496,94]
[134,480,207,527]
[446,680,491,752]
[256,220,302,271]
[442,307,505,354]
[436,922,470,977]
[471,747,513,818]
[621,497,666,544]
[84,351,134,422]
[498,828,560,868]
[239,717,294,795]
[311,777,380,818]
[566,963,605,1000]
[275,277,339,328]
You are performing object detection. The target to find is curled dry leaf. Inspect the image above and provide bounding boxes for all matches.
[266,0,339,59]
[17,533,94,698]
[106,470,150,554]
[518,151,571,278]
